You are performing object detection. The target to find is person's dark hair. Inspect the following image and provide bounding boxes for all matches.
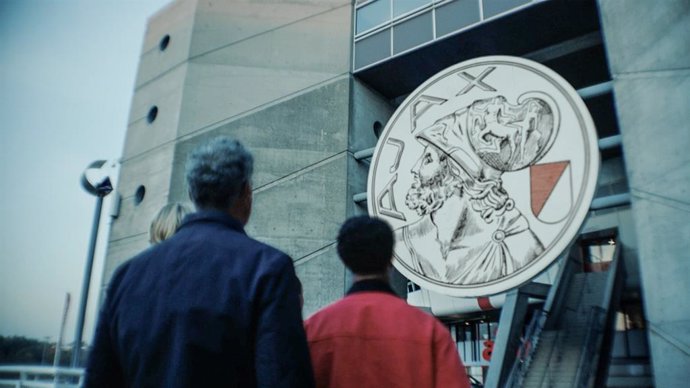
[337,216,394,275]
[185,137,253,210]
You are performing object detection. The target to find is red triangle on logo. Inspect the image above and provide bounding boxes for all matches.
[530,161,570,217]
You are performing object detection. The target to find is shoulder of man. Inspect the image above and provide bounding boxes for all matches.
[107,241,164,283]
[100,245,156,305]
[303,290,373,331]
[191,221,293,269]
[243,235,294,269]
[304,291,405,333]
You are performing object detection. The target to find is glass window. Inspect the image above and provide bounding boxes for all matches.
[392,11,433,54]
[393,0,431,18]
[581,234,617,272]
[588,244,615,264]
[354,29,391,69]
[356,0,391,34]
[482,0,531,19]
[435,0,481,38]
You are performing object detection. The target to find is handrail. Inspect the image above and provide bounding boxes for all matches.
[533,270,594,388]
[0,365,83,388]
[0,366,83,376]
[599,244,622,310]
[543,254,578,329]
[503,309,548,388]
[572,244,622,388]
[535,327,567,388]
[572,306,607,388]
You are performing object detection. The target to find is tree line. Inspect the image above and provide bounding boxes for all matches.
[0,336,76,366]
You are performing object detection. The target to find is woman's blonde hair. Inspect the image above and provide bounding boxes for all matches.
[149,202,192,244]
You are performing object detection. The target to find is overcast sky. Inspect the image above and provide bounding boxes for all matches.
[0,0,171,343]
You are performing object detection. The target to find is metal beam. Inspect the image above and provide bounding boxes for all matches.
[524,31,602,63]
[353,192,367,204]
[590,193,631,211]
[484,288,531,388]
[598,134,622,150]
[354,148,375,160]
[577,81,613,99]
[518,282,550,299]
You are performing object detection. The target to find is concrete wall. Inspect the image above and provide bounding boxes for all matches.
[103,0,198,298]
[103,0,355,318]
[598,1,690,386]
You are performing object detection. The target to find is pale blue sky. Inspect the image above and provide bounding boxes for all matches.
[0,0,170,343]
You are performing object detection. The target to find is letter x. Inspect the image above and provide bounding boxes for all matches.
[456,66,497,96]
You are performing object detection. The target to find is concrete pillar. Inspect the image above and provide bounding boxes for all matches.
[598,1,690,386]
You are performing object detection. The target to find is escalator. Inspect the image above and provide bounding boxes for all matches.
[491,239,629,388]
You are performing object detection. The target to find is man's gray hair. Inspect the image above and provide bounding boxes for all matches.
[185,137,254,210]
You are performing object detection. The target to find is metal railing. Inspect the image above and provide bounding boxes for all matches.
[0,365,83,388]
[503,309,548,388]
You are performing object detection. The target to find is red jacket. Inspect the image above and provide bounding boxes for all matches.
[304,280,470,388]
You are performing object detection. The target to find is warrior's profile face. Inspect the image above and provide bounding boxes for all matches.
[406,145,468,217]
[411,145,446,186]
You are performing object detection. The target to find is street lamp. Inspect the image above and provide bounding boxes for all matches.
[71,160,113,367]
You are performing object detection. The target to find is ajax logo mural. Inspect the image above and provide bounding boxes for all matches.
[368,56,599,297]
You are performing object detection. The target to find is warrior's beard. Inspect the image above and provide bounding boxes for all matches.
[405,158,516,222]
[405,166,461,216]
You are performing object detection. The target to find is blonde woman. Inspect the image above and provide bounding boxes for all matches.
[149,202,191,244]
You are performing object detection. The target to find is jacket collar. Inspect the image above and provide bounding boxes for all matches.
[346,278,398,297]
[179,209,246,234]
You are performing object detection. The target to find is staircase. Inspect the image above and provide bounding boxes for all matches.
[521,272,609,388]
[494,244,638,388]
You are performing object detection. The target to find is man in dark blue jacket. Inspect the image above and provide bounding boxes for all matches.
[85,137,315,388]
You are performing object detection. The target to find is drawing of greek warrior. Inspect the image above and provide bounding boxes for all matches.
[394,95,556,285]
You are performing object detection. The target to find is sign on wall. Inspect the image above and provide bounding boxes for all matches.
[368,56,599,297]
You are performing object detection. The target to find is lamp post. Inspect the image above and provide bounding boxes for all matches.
[71,160,113,367]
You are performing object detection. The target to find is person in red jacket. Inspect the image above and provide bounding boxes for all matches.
[304,216,471,388]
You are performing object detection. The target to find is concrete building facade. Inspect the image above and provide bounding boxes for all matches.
[102,0,689,386]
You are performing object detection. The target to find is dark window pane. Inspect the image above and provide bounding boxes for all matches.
[393,0,431,18]
[483,0,531,19]
[354,29,391,69]
[356,0,391,34]
[393,11,432,54]
[436,0,481,38]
